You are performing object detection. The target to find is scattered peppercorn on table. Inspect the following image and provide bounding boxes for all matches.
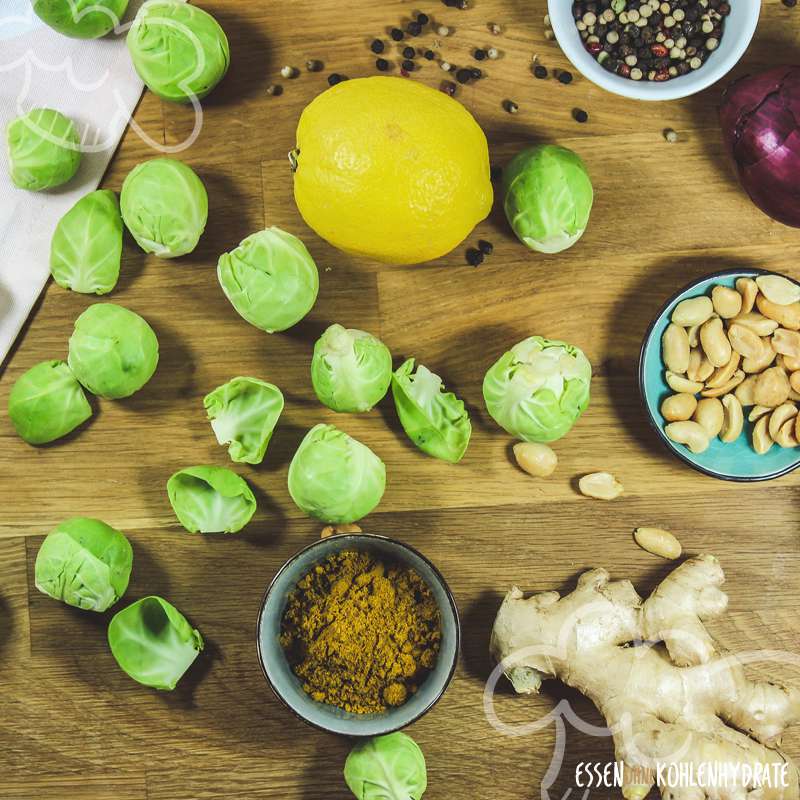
[2,2,800,799]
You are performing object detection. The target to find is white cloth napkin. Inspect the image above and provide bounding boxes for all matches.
[0,0,145,366]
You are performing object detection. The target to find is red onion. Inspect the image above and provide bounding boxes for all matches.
[720,66,800,228]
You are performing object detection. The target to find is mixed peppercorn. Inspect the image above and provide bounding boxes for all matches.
[571,0,730,82]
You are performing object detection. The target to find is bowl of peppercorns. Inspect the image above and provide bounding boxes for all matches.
[548,1,761,101]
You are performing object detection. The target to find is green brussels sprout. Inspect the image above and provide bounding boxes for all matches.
[6,108,81,191]
[503,144,593,254]
[288,424,385,524]
[127,0,230,103]
[483,336,592,443]
[311,324,392,413]
[68,303,159,399]
[204,377,284,465]
[344,733,427,800]
[8,360,92,445]
[391,358,471,463]
[35,517,132,612]
[32,0,129,39]
[167,465,256,533]
[120,158,208,257]
[108,596,203,690]
[50,189,123,295]
[218,227,319,333]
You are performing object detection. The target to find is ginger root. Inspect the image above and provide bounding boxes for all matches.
[490,555,800,799]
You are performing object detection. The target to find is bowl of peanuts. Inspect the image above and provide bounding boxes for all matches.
[639,268,800,481]
[548,1,761,102]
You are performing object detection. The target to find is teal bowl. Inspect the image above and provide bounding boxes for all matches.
[256,533,460,737]
[639,268,800,482]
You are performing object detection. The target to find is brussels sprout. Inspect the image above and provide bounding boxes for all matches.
[8,360,92,445]
[204,377,284,465]
[50,190,123,295]
[483,336,591,443]
[288,424,385,523]
[6,108,81,191]
[391,358,471,463]
[127,0,230,103]
[108,596,203,690]
[35,517,132,612]
[167,465,256,533]
[32,0,129,38]
[120,158,208,257]
[311,324,392,413]
[218,227,319,333]
[67,303,159,399]
[503,144,593,254]
[344,733,427,800]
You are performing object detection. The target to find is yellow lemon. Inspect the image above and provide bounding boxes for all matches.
[292,76,493,265]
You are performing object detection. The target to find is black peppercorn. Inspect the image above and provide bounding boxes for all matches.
[424,50,435,60]
[390,27,404,41]
[417,12,429,24]
[474,48,487,60]
[407,21,422,36]
[478,239,494,255]
[376,58,389,71]
[455,68,472,83]
[402,59,415,71]
[557,70,573,84]
[403,46,415,59]
[533,64,548,79]
[466,248,484,267]
[371,39,385,54]
[573,107,589,123]
[470,67,482,79]
[328,73,345,86]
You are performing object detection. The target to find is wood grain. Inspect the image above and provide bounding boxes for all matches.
[2,1,800,798]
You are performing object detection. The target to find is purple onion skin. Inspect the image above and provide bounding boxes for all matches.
[720,66,800,228]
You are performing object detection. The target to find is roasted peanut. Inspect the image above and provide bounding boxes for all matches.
[705,351,741,389]
[699,316,731,368]
[661,393,698,422]
[742,338,776,373]
[662,323,691,374]
[693,397,724,438]
[687,323,701,348]
[753,415,774,455]
[666,371,704,394]
[775,418,799,448]
[720,394,744,443]
[578,472,624,500]
[671,296,714,327]
[768,403,798,440]
[736,277,758,314]
[514,442,558,478]
[772,328,800,360]
[633,527,682,560]
[795,413,800,443]
[783,354,800,372]
[756,294,800,331]
[756,274,800,306]
[791,371,800,395]
[700,369,744,398]
[665,421,710,454]
[687,348,714,383]
[731,311,779,337]
[734,375,758,407]
[754,366,791,408]
[727,323,763,360]
[711,285,742,319]
[748,405,772,422]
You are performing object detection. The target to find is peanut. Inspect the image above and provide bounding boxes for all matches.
[699,316,731,368]
[748,405,772,422]
[734,375,757,407]
[693,397,724,438]
[795,413,800,443]
[775,418,799,448]
[578,472,624,500]
[661,393,698,422]
[662,323,691,374]
[768,403,798,440]
[742,337,776,373]
[791,371,800,395]
[514,442,558,478]
[687,348,714,383]
[772,328,800,360]
[728,323,766,360]
[736,277,758,314]
[754,366,791,408]
[686,323,701,349]
[633,527,682,560]
[665,420,710,454]
[671,296,714,327]
[731,311,779,337]
[711,285,742,319]
[666,371,704,394]
[783,354,800,372]
[320,523,362,539]
[752,415,774,455]
[756,274,800,306]
[720,394,744,443]
[700,369,744,398]
[756,294,800,331]
[705,351,741,389]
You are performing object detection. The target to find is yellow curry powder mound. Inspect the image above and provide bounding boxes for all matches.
[279,550,442,714]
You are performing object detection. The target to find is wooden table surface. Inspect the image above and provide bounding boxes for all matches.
[2,2,800,798]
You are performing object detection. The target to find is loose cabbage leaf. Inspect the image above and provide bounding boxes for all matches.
[167,465,256,533]
[344,733,427,800]
[35,517,132,612]
[8,360,92,445]
[108,596,203,690]
[311,324,392,413]
[33,0,129,39]
[204,377,284,464]
[391,358,471,463]
[50,189,123,295]
[483,336,591,443]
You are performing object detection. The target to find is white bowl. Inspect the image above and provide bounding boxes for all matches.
[547,1,761,101]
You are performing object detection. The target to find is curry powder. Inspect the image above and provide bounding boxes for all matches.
[279,550,442,714]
